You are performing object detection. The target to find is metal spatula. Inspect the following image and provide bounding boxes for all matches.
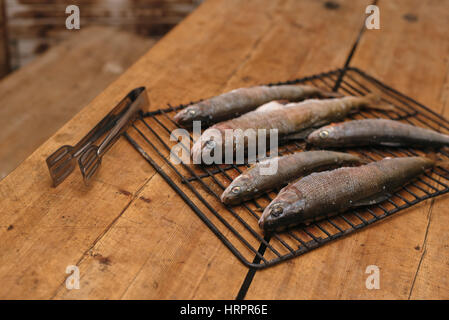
[46,88,143,187]
[78,87,149,186]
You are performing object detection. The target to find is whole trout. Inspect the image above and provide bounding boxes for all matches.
[308,119,449,148]
[221,151,364,205]
[174,84,340,127]
[259,157,435,231]
[192,94,390,163]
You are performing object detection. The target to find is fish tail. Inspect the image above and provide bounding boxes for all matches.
[418,151,449,170]
[427,152,439,162]
[361,93,396,112]
[426,152,449,169]
[434,159,449,170]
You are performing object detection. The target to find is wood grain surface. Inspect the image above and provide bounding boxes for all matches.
[0,0,448,299]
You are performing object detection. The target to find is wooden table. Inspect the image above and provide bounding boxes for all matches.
[1,0,448,299]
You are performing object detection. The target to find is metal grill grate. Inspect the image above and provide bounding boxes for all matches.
[124,67,449,269]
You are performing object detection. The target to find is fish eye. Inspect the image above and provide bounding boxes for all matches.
[270,205,283,217]
[319,130,329,139]
[231,186,241,194]
[188,109,196,115]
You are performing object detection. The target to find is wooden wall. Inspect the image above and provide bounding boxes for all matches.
[4,0,202,70]
[0,0,10,76]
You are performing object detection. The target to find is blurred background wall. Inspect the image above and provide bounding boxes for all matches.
[0,0,202,75]
[0,0,10,77]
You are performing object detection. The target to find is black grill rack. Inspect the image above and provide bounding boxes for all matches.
[124,67,449,269]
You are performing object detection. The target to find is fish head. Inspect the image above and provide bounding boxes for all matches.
[259,188,306,231]
[174,105,203,126]
[221,175,255,205]
[307,125,336,146]
[191,128,224,164]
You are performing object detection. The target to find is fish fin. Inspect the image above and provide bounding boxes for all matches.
[354,156,370,165]
[427,152,439,162]
[434,160,449,170]
[303,220,313,226]
[362,93,396,112]
[379,142,403,147]
[255,101,286,112]
[284,99,318,107]
[362,158,371,165]
[423,152,449,169]
[351,193,390,207]
[283,131,306,140]
[284,120,333,141]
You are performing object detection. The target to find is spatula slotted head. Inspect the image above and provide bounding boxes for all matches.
[46,145,76,187]
[78,145,102,186]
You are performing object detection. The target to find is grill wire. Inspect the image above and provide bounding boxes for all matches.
[124,67,449,269]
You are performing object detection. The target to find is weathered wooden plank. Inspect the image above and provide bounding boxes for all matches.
[246,0,449,299]
[350,0,449,110]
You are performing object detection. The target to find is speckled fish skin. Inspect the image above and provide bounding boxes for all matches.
[259,157,435,231]
[220,151,364,205]
[307,119,449,148]
[192,94,383,163]
[173,84,341,127]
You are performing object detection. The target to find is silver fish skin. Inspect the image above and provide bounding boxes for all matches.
[259,157,435,231]
[220,151,364,205]
[307,119,449,148]
[174,84,340,127]
[192,94,386,164]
